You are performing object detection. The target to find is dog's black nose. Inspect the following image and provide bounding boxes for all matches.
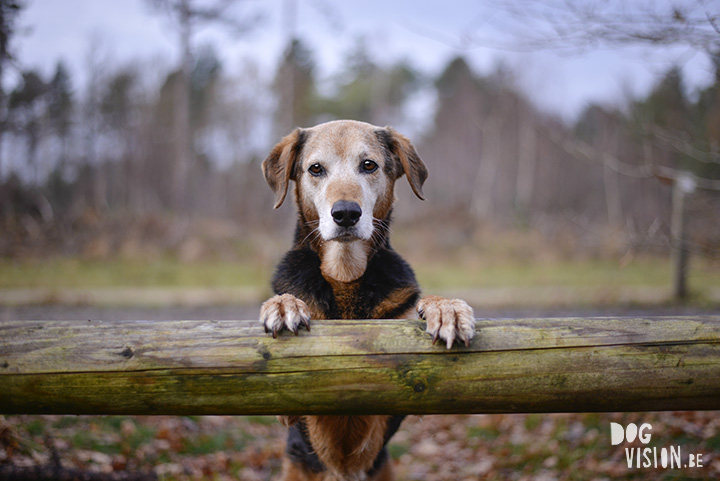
[331,200,362,227]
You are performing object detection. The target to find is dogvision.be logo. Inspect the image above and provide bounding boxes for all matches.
[611,422,704,469]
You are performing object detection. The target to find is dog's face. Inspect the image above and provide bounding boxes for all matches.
[263,120,428,243]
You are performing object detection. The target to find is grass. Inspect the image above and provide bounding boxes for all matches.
[1,223,719,308]
[412,257,683,289]
[1,254,717,294]
[0,257,272,289]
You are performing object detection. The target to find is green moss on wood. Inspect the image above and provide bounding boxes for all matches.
[1,317,720,415]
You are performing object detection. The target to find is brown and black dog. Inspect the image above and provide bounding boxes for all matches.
[260,120,476,481]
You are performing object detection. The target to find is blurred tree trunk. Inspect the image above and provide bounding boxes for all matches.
[280,0,296,133]
[472,116,500,220]
[0,1,24,179]
[515,112,537,216]
[84,42,106,211]
[148,0,260,213]
[272,39,317,138]
[173,0,192,212]
[671,173,695,300]
[47,62,74,178]
[603,164,622,226]
[8,71,47,184]
[603,133,622,226]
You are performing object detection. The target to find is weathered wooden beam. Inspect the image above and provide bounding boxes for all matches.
[1,317,720,415]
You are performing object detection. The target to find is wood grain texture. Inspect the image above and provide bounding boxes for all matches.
[1,317,719,415]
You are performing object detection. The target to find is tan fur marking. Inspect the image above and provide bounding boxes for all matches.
[304,300,327,322]
[304,415,389,479]
[323,278,361,320]
[298,183,320,224]
[262,129,302,209]
[384,127,427,201]
[372,187,395,224]
[330,124,361,160]
[371,286,419,319]
[303,121,376,162]
[326,179,363,204]
[320,241,370,283]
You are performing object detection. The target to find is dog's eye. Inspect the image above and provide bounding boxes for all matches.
[308,163,325,176]
[361,160,378,173]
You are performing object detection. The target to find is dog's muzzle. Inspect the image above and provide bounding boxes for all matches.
[331,200,362,228]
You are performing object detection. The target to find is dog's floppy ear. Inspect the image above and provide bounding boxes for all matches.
[378,127,428,200]
[262,128,306,208]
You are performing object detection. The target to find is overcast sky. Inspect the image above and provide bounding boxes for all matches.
[12,0,716,121]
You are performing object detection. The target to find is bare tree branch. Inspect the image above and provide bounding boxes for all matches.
[649,125,720,165]
[431,0,720,54]
[540,124,720,190]
[147,0,262,36]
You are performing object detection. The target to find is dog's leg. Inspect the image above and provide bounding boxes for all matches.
[260,293,311,338]
[417,296,476,349]
[304,415,389,480]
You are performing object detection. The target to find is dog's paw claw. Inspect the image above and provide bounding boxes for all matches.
[260,294,311,338]
[418,296,475,349]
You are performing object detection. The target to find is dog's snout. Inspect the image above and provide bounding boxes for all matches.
[331,200,362,228]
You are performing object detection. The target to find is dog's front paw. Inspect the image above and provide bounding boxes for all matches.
[418,295,476,349]
[260,294,311,338]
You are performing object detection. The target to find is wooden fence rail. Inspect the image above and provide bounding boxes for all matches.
[1,317,720,415]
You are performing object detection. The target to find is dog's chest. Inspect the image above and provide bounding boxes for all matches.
[326,279,366,319]
[272,245,420,321]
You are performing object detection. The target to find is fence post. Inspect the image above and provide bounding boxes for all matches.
[2,318,720,415]
[671,172,696,300]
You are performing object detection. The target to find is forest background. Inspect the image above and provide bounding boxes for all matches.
[1,1,720,479]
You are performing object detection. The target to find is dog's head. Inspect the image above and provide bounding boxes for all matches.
[262,120,427,243]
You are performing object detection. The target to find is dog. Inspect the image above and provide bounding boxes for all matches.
[260,120,476,481]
